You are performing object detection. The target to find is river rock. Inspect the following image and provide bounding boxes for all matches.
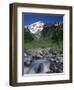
[23,47,63,74]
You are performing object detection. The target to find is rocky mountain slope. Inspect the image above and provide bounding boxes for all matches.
[24,21,63,41]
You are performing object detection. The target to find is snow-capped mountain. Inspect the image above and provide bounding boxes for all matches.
[24,21,63,40]
[24,21,45,40]
[28,21,44,34]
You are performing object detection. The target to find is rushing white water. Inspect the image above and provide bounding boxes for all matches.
[24,59,50,74]
[23,52,63,74]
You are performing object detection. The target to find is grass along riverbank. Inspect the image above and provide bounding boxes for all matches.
[24,40,63,49]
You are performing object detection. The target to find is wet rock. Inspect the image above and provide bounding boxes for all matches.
[56,56,63,63]
[23,47,63,74]
[35,63,44,73]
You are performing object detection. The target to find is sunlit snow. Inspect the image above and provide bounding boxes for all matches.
[28,21,44,34]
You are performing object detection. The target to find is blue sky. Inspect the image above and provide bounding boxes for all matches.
[23,13,63,25]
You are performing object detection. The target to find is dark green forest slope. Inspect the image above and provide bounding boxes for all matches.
[24,24,63,49]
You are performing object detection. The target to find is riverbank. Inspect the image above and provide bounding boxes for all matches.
[23,47,63,74]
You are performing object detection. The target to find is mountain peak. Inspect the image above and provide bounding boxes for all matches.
[28,21,44,34]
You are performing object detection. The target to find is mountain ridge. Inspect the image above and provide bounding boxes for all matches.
[24,21,63,41]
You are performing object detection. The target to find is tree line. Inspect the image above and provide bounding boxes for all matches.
[24,23,63,45]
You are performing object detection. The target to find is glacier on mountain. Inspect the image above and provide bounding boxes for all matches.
[28,21,44,34]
